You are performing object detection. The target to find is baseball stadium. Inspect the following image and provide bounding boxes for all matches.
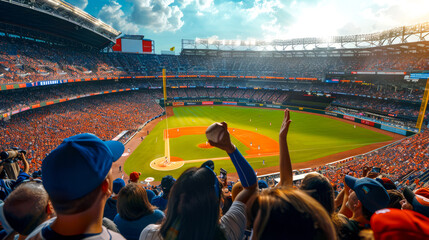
[0,0,429,239]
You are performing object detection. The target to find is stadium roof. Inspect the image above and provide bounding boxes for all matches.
[0,0,121,49]
[181,41,429,58]
[182,22,429,57]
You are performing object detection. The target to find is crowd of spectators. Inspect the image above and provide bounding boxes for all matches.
[326,106,420,129]
[0,91,163,173]
[143,80,424,102]
[0,80,147,114]
[0,36,126,84]
[308,130,429,192]
[1,110,428,239]
[0,36,428,95]
[258,129,429,193]
[330,96,427,119]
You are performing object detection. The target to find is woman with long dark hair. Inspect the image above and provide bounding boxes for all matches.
[140,122,257,240]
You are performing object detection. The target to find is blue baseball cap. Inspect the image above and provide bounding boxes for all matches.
[258,180,269,189]
[345,175,390,213]
[42,133,124,201]
[161,175,176,192]
[113,178,126,195]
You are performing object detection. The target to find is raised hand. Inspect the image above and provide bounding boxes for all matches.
[362,166,373,178]
[279,109,292,139]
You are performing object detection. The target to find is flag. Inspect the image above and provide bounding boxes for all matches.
[170,47,175,51]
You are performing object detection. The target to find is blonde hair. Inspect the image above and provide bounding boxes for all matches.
[248,187,337,240]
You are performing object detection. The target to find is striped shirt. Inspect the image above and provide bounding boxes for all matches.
[139,201,247,240]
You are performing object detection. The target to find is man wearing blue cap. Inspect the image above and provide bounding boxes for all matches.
[104,178,126,221]
[151,175,175,211]
[338,175,390,239]
[26,133,126,239]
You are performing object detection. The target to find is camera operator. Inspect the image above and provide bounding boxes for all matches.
[0,149,30,201]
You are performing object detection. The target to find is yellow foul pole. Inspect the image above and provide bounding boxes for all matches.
[163,69,167,103]
[162,69,170,161]
[416,78,429,133]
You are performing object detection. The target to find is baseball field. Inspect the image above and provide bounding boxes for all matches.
[124,106,393,180]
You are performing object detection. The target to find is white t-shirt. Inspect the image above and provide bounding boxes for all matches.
[25,218,126,240]
[139,201,247,240]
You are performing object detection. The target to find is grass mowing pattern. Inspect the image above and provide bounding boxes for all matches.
[125,106,392,180]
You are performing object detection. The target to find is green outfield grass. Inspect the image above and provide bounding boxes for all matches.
[124,106,393,180]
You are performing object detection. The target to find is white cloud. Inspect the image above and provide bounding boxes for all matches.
[177,0,194,8]
[175,0,214,11]
[98,0,184,34]
[245,0,284,21]
[182,0,292,40]
[130,0,184,32]
[196,0,214,11]
[98,1,139,34]
[65,0,88,10]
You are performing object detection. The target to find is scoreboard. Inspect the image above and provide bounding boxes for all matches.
[112,35,154,54]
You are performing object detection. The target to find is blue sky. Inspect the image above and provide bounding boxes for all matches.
[65,0,429,53]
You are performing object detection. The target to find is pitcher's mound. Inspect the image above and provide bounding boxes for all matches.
[198,142,214,149]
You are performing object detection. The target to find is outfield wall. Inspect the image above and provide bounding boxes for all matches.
[165,99,416,136]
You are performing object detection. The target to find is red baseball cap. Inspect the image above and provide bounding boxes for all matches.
[371,208,429,240]
[415,188,429,199]
[375,177,396,190]
[130,172,141,182]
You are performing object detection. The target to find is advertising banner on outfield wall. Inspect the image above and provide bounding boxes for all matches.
[173,102,185,106]
[202,101,214,105]
[325,111,338,117]
[343,115,355,121]
[381,125,407,135]
[222,101,237,105]
[266,104,281,108]
[360,120,375,127]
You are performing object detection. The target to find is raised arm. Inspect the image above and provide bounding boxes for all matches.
[278,109,293,187]
[209,122,257,204]
[338,176,353,218]
[334,188,345,209]
[20,152,29,174]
